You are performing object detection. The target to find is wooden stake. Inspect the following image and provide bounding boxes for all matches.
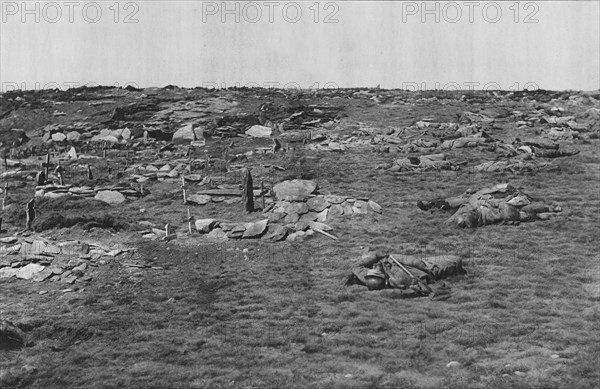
[181,176,187,204]
[312,227,338,240]
[44,153,50,178]
[261,180,265,210]
[241,168,254,213]
[87,164,93,180]
[25,199,36,231]
[187,208,192,234]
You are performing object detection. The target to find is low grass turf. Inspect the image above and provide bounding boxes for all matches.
[1,90,598,388]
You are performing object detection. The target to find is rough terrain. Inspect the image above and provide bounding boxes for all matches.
[0,86,599,389]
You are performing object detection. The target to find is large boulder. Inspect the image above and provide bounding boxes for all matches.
[172,124,197,144]
[95,190,126,205]
[195,219,218,233]
[242,219,269,238]
[16,263,45,280]
[273,180,317,201]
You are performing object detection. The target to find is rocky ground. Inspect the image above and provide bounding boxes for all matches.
[0,86,599,388]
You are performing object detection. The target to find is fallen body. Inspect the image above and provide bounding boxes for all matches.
[417,184,562,228]
[345,251,466,299]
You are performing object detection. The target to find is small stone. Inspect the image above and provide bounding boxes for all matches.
[293,221,310,231]
[368,200,382,214]
[353,200,369,214]
[446,361,460,368]
[245,125,272,138]
[31,267,54,282]
[284,202,309,215]
[0,237,18,244]
[306,196,330,212]
[51,133,66,142]
[342,202,354,215]
[315,208,328,222]
[187,194,212,205]
[284,212,300,224]
[328,204,344,217]
[299,212,319,222]
[550,354,559,359]
[325,194,346,204]
[263,225,288,242]
[514,371,526,377]
[207,228,228,240]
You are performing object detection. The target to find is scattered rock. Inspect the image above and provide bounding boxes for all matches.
[172,124,197,144]
[242,219,269,238]
[95,190,126,205]
[207,228,228,240]
[446,361,460,368]
[195,219,219,233]
[273,180,317,201]
[187,194,212,205]
[263,225,289,241]
[245,125,273,138]
[315,208,328,222]
[368,200,382,214]
[16,263,45,280]
[51,133,66,142]
[284,202,309,215]
[307,196,330,212]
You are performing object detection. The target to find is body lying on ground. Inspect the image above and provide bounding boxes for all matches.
[345,251,466,299]
[417,183,562,228]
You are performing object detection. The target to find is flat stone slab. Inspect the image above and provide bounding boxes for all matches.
[245,125,273,138]
[196,189,242,197]
[307,196,331,212]
[263,225,289,242]
[368,200,382,214]
[273,180,317,201]
[16,263,46,280]
[242,219,269,238]
[187,194,212,205]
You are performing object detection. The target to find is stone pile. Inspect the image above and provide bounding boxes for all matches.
[0,236,132,283]
[34,183,140,204]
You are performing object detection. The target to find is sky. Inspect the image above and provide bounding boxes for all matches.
[1,0,599,91]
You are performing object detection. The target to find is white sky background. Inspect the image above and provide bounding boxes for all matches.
[1,0,599,91]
